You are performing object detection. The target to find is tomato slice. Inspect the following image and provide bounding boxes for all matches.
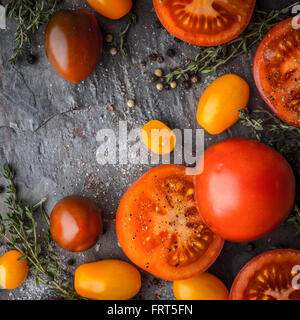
[116,165,224,280]
[153,0,256,46]
[230,249,300,300]
[253,18,300,128]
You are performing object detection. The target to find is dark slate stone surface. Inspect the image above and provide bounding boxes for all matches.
[0,0,299,300]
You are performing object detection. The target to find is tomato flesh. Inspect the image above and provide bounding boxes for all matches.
[230,249,300,300]
[116,165,224,280]
[253,18,300,127]
[153,0,256,46]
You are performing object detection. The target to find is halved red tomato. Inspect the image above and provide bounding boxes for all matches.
[116,165,224,280]
[230,249,300,300]
[153,0,256,46]
[253,18,300,128]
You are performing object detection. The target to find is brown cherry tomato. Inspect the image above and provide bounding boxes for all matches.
[50,195,102,252]
[45,10,103,83]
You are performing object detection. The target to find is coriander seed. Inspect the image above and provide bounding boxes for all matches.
[170,81,177,89]
[154,69,163,77]
[110,47,118,56]
[191,75,199,83]
[127,99,135,108]
[156,83,164,91]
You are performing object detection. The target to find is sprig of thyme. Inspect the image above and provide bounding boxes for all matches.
[0,164,77,299]
[118,12,137,58]
[164,2,300,83]
[239,109,300,234]
[0,0,59,64]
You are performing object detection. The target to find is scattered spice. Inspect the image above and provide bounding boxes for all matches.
[140,60,146,67]
[170,81,177,89]
[154,68,163,77]
[105,33,113,43]
[149,53,158,62]
[110,47,118,56]
[106,105,114,111]
[26,53,37,64]
[247,243,256,252]
[166,48,176,57]
[156,55,164,63]
[156,83,164,91]
[127,99,135,108]
[191,75,199,84]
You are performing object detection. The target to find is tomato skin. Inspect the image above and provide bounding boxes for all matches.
[195,138,295,242]
[230,249,300,300]
[0,251,29,290]
[50,195,102,252]
[87,0,132,20]
[153,0,256,46]
[173,272,229,300]
[74,260,141,300]
[116,164,224,281]
[45,10,103,83]
[253,18,300,128]
[197,74,250,135]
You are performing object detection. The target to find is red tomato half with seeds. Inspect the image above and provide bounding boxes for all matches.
[195,138,296,242]
[253,18,300,127]
[45,10,103,83]
[230,249,300,300]
[153,0,256,46]
[116,165,224,281]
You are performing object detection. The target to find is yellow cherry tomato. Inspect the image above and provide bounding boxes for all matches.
[74,259,141,300]
[87,0,132,20]
[0,250,29,289]
[197,74,250,135]
[142,120,176,155]
[173,272,229,300]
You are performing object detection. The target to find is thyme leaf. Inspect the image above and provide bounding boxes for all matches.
[239,109,300,235]
[0,0,59,64]
[0,164,78,299]
[164,2,300,83]
[118,12,137,58]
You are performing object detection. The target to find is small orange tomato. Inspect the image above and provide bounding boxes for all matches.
[74,260,141,300]
[173,272,229,300]
[87,0,132,20]
[45,10,103,83]
[141,120,176,155]
[197,74,250,135]
[0,250,29,289]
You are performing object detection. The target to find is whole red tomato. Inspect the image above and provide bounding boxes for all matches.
[195,138,295,242]
[50,196,102,252]
[45,10,103,83]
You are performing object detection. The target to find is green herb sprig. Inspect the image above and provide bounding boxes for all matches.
[0,0,59,64]
[164,2,300,83]
[118,12,137,58]
[0,164,77,299]
[239,109,300,234]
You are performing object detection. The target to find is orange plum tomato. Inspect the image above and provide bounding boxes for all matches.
[0,250,29,290]
[87,0,132,20]
[173,272,229,300]
[141,120,176,155]
[230,249,300,300]
[153,0,256,46]
[45,10,103,83]
[197,74,250,135]
[195,138,295,242]
[50,195,102,252]
[74,259,141,300]
[116,164,224,281]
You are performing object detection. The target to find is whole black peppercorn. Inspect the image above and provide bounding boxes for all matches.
[247,243,256,252]
[154,19,163,29]
[149,53,158,61]
[26,54,37,64]
[156,55,164,63]
[182,80,191,90]
[166,48,176,57]
[0,185,4,194]
[67,259,76,266]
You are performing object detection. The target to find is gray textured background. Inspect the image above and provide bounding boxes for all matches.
[0,0,299,300]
